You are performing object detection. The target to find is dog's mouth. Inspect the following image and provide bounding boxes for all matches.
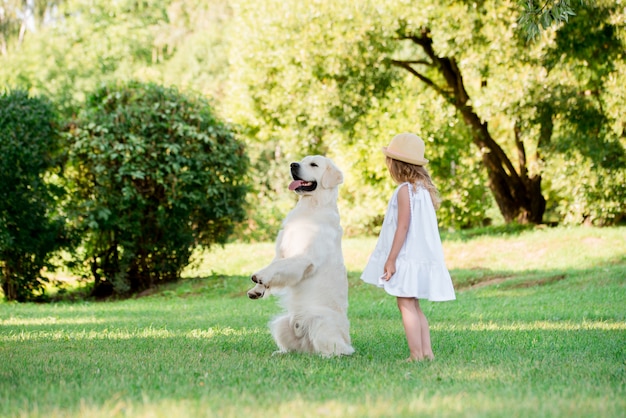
[289,176,317,193]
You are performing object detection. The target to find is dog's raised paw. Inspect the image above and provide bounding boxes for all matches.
[247,284,265,299]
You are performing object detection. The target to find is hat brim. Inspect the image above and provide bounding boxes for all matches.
[382,147,428,166]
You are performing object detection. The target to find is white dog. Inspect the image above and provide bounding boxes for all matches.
[247,155,354,357]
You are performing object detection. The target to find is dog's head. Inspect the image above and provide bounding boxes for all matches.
[288,155,343,195]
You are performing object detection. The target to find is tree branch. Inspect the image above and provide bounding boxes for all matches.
[392,59,432,66]
[389,59,451,100]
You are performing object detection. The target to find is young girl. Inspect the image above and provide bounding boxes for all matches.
[361,133,456,362]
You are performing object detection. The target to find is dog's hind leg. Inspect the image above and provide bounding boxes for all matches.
[270,314,313,354]
[308,316,355,357]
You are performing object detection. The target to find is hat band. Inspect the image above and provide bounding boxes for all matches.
[382,147,429,165]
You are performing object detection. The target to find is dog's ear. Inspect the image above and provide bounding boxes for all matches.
[321,161,344,188]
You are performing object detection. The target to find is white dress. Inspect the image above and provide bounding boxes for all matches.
[361,183,456,301]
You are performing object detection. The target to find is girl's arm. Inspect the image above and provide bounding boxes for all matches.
[383,184,411,280]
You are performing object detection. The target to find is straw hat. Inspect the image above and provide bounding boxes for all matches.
[382,133,429,166]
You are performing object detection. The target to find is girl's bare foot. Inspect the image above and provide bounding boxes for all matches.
[405,353,434,362]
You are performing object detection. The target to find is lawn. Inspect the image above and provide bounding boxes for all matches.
[1,226,625,417]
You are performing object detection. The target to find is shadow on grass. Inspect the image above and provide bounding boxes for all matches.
[48,273,253,303]
[445,255,626,290]
[440,222,537,242]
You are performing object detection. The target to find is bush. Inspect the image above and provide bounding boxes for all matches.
[544,150,626,226]
[0,90,69,301]
[67,81,248,297]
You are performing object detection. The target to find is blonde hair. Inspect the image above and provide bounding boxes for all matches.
[386,157,441,210]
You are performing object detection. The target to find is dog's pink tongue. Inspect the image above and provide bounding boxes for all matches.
[289,180,304,191]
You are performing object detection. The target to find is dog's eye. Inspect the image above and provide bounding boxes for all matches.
[310,163,318,167]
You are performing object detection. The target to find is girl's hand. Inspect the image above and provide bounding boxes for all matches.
[383,258,396,280]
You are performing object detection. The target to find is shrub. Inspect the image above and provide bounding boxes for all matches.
[0,90,69,301]
[67,81,248,297]
[544,150,626,226]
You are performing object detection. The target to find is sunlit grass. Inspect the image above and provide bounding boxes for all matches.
[0,316,106,326]
[1,326,263,343]
[438,320,626,331]
[442,225,626,272]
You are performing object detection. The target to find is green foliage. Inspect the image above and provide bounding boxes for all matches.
[544,152,626,225]
[224,0,392,238]
[523,1,626,224]
[1,0,624,240]
[339,88,493,234]
[0,89,69,301]
[225,0,520,234]
[0,0,232,117]
[373,0,625,227]
[0,0,162,115]
[66,81,248,296]
[518,0,582,40]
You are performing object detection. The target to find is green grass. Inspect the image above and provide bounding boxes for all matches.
[1,226,625,417]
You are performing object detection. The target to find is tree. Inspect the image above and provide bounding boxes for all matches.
[66,81,248,297]
[390,1,624,223]
[1,0,623,239]
[390,24,546,223]
[224,0,625,230]
[0,89,69,301]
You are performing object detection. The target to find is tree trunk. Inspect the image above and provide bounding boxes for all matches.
[1,263,17,301]
[392,27,546,224]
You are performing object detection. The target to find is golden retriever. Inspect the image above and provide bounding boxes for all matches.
[247,155,354,357]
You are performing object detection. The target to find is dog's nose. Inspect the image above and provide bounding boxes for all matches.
[290,163,299,169]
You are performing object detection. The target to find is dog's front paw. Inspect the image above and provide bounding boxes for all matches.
[251,274,264,285]
[247,283,266,300]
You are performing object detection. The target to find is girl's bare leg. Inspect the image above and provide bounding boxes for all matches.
[397,297,424,361]
[414,299,434,360]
